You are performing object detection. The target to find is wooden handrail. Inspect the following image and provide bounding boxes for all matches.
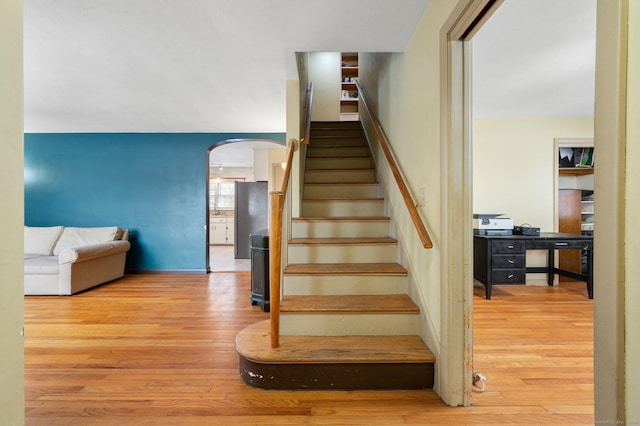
[302,82,313,145]
[355,80,433,249]
[269,139,298,348]
[279,139,297,195]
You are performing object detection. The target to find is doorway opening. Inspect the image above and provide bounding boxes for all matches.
[206,139,285,273]
[441,0,595,405]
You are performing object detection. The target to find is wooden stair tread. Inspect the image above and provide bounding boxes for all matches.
[311,121,362,126]
[236,320,435,364]
[288,237,396,245]
[284,262,407,275]
[302,182,379,186]
[305,168,375,172]
[303,197,383,201]
[307,145,367,149]
[281,294,418,313]
[292,216,390,221]
[306,155,370,159]
[303,182,379,185]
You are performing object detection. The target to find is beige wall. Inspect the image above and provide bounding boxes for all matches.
[359,0,461,399]
[594,0,639,421]
[0,0,25,423]
[473,117,593,229]
[625,0,639,420]
[473,117,593,271]
[308,52,341,121]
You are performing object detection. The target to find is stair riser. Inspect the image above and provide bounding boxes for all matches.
[307,147,370,158]
[303,183,380,199]
[311,129,363,138]
[283,275,408,296]
[239,358,434,390]
[288,244,397,263]
[279,313,419,336]
[311,121,362,130]
[291,220,389,238]
[304,169,376,183]
[302,200,384,217]
[309,137,367,147]
[306,157,373,170]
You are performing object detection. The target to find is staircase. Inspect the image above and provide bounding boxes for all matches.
[236,121,435,390]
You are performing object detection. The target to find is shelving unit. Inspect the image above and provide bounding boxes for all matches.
[340,52,358,121]
[581,191,594,234]
[557,143,594,280]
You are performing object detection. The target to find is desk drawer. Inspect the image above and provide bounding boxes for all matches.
[526,239,590,250]
[492,269,526,284]
[492,254,525,268]
[491,240,525,254]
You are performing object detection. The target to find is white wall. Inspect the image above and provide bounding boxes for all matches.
[0,0,25,423]
[308,52,340,121]
[254,149,269,181]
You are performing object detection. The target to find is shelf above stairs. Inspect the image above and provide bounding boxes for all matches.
[236,121,435,390]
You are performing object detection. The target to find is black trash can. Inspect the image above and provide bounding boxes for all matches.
[249,230,270,312]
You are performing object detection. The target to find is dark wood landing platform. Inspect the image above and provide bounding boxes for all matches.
[236,320,435,390]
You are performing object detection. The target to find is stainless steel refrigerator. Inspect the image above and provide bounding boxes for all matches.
[234,181,268,259]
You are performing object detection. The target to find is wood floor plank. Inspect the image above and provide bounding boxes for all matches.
[23,273,594,424]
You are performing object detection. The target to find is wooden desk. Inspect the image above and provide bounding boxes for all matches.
[473,233,593,299]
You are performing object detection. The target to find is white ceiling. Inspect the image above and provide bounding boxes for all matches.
[472,0,596,118]
[24,0,431,133]
[24,0,596,134]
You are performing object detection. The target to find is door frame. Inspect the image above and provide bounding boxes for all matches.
[439,0,504,406]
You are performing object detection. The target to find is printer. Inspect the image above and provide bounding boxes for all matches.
[473,214,513,236]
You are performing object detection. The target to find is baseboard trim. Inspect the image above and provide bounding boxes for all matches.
[125,269,208,275]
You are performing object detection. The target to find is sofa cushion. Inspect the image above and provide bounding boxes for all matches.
[24,255,60,275]
[24,226,64,255]
[53,226,120,255]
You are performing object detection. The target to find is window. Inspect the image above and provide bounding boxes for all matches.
[210,178,245,211]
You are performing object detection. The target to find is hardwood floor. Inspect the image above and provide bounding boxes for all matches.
[24,273,593,425]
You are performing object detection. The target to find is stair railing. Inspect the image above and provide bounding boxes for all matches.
[302,82,313,146]
[355,80,433,249]
[269,138,297,348]
[269,82,313,348]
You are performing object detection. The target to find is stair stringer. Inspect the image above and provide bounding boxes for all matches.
[383,198,442,370]
[359,123,442,380]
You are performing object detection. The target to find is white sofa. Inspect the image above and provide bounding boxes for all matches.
[24,226,131,295]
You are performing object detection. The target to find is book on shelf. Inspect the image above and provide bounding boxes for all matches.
[559,147,594,168]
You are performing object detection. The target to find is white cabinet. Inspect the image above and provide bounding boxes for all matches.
[210,216,234,245]
[226,218,235,245]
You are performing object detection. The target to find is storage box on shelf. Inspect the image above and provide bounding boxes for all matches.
[340,52,358,119]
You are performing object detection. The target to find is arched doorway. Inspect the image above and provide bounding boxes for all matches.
[206,139,285,272]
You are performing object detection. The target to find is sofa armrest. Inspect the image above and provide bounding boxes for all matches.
[58,240,131,265]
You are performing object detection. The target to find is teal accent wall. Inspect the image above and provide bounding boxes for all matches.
[24,133,285,272]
